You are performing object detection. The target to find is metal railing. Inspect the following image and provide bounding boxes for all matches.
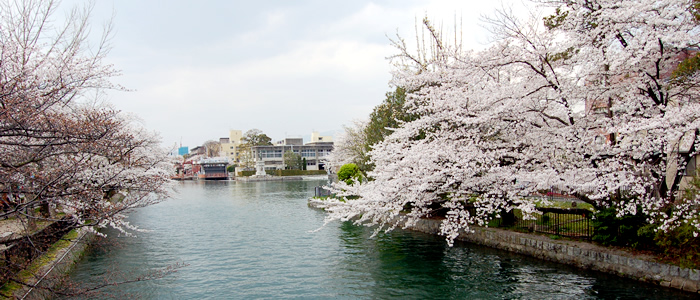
[496,207,593,240]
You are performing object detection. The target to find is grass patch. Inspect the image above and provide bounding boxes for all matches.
[310,195,347,203]
[486,219,501,227]
[534,199,594,211]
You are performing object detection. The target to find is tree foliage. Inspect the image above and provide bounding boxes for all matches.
[361,87,418,172]
[328,88,417,175]
[241,129,273,146]
[337,163,362,185]
[284,150,303,170]
[238,129,273,168]
[364,87,415,148]
[324,0,700,246]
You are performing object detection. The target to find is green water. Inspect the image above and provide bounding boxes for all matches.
[66,180,694,299]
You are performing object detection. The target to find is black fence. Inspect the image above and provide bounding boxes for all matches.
[495,207,593,240]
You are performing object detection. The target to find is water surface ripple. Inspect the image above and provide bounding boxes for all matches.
[67,180,694,299]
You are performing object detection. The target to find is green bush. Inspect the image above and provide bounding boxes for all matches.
[238,170,255,177]
[588,207,700,268]
[654,223,700,268]
[338,163,362,185]
[592,207,653,249]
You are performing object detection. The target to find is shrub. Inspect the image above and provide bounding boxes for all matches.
[337,163,362,185]
[238,171,255,177]
[592,207,653,249]
[654,223,700,268]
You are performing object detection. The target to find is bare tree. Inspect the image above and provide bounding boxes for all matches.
[326,120,368,172]
[202,140,221,157]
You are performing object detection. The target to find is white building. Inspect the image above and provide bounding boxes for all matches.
[252,133,333,171]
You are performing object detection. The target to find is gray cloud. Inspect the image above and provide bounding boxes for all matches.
[61,0,515,148]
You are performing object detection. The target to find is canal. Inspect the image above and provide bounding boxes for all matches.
[67,179,694,299]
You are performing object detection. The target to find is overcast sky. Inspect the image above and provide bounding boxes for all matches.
[61,0,524,148]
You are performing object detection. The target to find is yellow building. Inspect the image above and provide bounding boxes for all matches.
[219,130,243,164]
[310,131,333,143]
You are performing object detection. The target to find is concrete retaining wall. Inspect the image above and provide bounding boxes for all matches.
[408,218,700,294]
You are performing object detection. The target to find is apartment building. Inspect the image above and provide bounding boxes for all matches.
[219,130,243,164]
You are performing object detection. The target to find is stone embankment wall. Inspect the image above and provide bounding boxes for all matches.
[14,228,94,300]
[408,218,700,294]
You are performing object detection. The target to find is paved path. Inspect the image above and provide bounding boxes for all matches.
[0,218,28,237]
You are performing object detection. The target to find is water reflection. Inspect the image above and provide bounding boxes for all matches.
[335,221,693,300]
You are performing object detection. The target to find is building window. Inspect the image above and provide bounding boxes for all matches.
[301,149,315,157]
[319,149,331,157]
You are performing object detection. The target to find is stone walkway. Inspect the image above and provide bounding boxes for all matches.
[0,218,29,237]
[0,217,53,245]
[0,218,29,253]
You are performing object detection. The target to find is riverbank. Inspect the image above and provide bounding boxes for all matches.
[237,176,303,182]
[308,199,700,294]
[1,227,93,299]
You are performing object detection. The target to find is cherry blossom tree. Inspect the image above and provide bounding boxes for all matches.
[0,0,172,291]
[536,0,700,233]
[323,0,700,245]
